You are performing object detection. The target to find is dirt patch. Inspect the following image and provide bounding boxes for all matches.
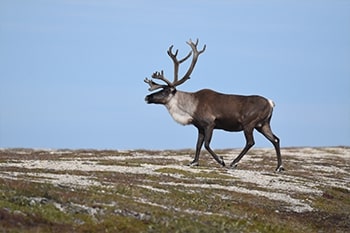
[0,147,349,232]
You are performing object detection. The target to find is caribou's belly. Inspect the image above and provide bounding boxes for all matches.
[215,118,243,132]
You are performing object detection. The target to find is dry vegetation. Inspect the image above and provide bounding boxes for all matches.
[0,147,349,232]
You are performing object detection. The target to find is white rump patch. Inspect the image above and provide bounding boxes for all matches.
[268,99,275,108]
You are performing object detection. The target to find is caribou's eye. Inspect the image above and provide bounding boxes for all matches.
[162,88,173,96]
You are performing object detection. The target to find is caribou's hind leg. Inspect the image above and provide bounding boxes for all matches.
[256,123,284,172]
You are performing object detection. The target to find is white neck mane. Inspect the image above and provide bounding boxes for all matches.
[165,91,198,125]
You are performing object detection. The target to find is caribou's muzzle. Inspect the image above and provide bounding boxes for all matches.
[145,95,150,103]
[145,94,153,104]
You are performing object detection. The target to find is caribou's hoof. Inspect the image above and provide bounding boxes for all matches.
[275,166,285,173]
[188,161,199,167]
[220,157,225,167]
[229,163,238,170]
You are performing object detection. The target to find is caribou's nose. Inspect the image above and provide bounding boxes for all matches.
[144,95,150,103]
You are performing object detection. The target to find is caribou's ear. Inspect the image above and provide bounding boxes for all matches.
[170,87,177,94]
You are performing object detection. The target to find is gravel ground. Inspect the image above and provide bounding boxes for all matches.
[0,147,349,232]
[1,147,349,213]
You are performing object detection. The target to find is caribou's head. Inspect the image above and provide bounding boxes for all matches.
[144,39,206,105]
[145,86,176,104]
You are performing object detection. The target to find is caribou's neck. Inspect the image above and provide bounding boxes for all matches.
[165,91,198,125]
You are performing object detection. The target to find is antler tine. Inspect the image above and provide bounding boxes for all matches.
[144,70,172,91]
[151,70,173,86]
[144,77,167,91]
[194,38,198,46]
[178,51,192,63]
[187,38,206,55]
[167,45,178,57]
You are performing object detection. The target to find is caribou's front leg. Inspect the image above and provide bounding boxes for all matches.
[229,128,254,169]
[203,125,225,167]
[189,129,205,166]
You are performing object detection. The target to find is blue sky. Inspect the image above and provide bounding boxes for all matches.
[1,0,349,150]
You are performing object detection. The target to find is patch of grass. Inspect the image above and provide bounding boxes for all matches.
[96,160,142,167]
[314,186,350,213]
[155,167,234,181]
[0,181,76,231]
[155,167,194,177]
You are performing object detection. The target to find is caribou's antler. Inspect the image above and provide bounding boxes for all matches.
[144,70,172,91]
[167,45,192,84]
[174,39,206,87]
[144,78,166,91]
[145,39,206,91]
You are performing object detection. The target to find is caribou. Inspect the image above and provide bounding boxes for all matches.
[144,39,284,172]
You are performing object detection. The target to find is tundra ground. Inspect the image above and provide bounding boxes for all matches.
[0,147,349,232]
